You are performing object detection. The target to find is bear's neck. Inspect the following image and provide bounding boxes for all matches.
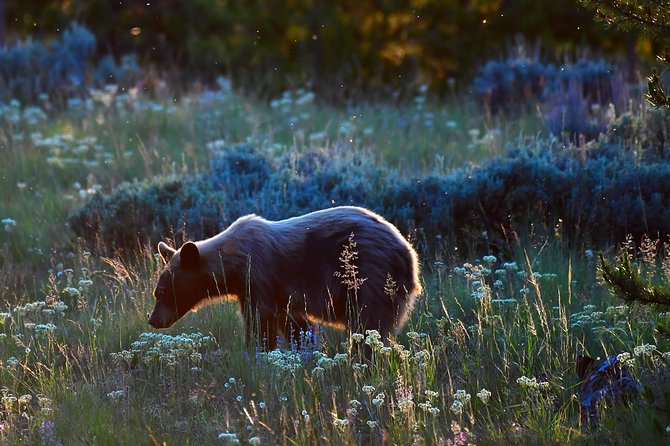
[201,245,249,301]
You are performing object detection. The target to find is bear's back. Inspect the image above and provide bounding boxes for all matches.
[265,207,420,318]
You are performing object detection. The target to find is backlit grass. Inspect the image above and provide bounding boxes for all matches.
[1,85,668,444]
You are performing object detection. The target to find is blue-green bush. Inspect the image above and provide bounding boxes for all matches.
[607,107,670,160]
[0,23,141,103]
[69,141,670,255]
[473,56,618,139]
[473,57,615,112]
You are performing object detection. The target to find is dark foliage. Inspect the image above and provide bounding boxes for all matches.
[579,0,670,108]
[70,135,670,256]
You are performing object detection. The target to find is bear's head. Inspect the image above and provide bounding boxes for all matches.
[148,241,216,329]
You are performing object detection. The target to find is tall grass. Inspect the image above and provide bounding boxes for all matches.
[1,85,669,444]
[1,238,668,444]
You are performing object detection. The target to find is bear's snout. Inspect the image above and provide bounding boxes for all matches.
[147,312,160,328]
[148,301,177,329]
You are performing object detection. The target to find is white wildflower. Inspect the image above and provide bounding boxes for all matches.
[107,389,125,402]
[218,432,239,444]
[454,390,471,403]
[362,385,376,395]
[477,388,492,404]
[450,400,464,415]
[333,417,349,428]
[633,344,656,356]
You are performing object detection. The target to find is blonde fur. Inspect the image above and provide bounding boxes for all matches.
[150,206,421,348]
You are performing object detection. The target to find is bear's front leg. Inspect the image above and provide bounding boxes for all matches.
[241,305,279,351]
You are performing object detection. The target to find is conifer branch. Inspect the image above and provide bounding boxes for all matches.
[599,252,670,310]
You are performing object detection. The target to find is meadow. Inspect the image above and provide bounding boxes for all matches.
[1,67,670,446]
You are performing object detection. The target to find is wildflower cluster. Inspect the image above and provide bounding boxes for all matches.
[31,131,117,173]
[67,82,177,118]
[466,127,503,152]
[218,432,240,444]
[453,261,493,300]
[12,300,67,318]
[449,390,472,416]
[1,299,68,347]
[260,349,303,373]
[616,352,636,367]
[516,376,550,392]
[110,332,214,369]
[332,416,349,429]
[615,343,659,368]
[450,400,464,415]
[0,388,54,436]
[364,329,384,350]
[451,255,567,309]
[569,304,632,337]
[0,100,48,126]
[417,390,441,416]
[447,421,470,446]
[106,389,125,402]
[633,343,656,356]
[270,88,315,132]
[476,388,492,405]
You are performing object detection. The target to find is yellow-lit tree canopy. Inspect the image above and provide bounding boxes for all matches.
[0,0,637,97]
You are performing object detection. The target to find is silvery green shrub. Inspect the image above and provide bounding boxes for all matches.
[69,142,670,255]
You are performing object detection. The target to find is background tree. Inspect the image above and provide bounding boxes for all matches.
[0,0,634,99]
[579,0,670,107]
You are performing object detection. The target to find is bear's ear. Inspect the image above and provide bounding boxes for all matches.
[180,241,200,269]
[157,241,176,263]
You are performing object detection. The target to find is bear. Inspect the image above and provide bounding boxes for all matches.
[148,206,421,350]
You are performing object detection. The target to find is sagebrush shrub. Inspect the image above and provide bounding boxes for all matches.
[473,55,618,139]
[69,141,670,255]
[607,107,670,160]
[0,22,141,104]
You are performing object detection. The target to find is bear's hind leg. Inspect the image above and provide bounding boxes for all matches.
[358,303,395,344]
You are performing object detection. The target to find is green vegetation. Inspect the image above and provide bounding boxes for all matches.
[600,244,670,311]
[1,4,669,442]
[1,79,670,444]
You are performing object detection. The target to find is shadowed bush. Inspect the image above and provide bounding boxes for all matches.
[69,139,670,255]
[473,55,622,139]
[607,107,670,160]
[0,23,141,104]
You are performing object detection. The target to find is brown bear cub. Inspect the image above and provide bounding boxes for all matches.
[148,206,421,350]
